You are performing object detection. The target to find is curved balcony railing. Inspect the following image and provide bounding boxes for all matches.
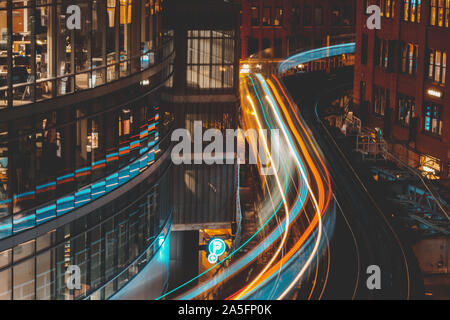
[0,114,174,239]
[87,212,172,300]
[0,39,174,109]
[0,160,173,300]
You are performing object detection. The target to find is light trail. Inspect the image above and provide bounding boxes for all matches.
[227,74,326,299]
[160,44,357,300]
[160,75,308,300]
[231,94,291,300]
[262,79,323,300]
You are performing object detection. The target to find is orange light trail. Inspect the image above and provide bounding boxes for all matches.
[228,74,332,299]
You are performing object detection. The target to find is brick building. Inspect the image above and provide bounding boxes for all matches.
[354,0,449,178]
[238,0,356,58]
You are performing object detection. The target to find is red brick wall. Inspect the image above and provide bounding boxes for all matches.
[238,0,356,58]
[354,0,449,177]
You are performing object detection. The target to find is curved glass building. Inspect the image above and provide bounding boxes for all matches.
[0,0,175,299]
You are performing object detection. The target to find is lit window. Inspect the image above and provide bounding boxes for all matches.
[420,155,441,179]
[373,86,390,116]
[428,49,447,84]
[251,6,259,26]
[430,0,450,27]
[401,0,421,23]
[262,7,271,26]
[400,42,418,75]
[397,94,415,126]
[274,7,283,26]
[380,0,395,18]
[186,30,235,90]
[374,37,393,71]
[423,102,442,135]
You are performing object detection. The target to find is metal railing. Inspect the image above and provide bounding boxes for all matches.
[0,119,174,240]
[0,40,174,108]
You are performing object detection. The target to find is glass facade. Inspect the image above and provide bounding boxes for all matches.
[0,166,172,300]
[0,83,175,239]
[0,0,174,300]
[0,0,175,241]
[0,0,175,301]
[0,0,168,109]
[186,30,235,91]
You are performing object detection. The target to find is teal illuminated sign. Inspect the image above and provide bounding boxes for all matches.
[207,238,227,264]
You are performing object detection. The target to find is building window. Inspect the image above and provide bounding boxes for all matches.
[247,37,258,56]
[420,155,441,179]
[303,6,312,26]
[251,6,259,26]
[430,0,450,27]
[400,42,418,75]
[343,5,353,25]
[373,86,390,116]
[423,102,443,135]
[401,0,421,23]
[187,30,235,90]
[292,6,301,26]
[397,94,415,126]
[380,0,395,18]
[315,7,323,25]
[374,37,394,71]
[274,7,283,26]
[262,7,271,26]
[360,81,367,103]
[361,34,368,65]
[331,7,341,25]
[0,0,167,109]
[428,49,447,84]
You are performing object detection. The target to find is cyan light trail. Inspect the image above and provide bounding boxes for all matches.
[157,74,310,300]
[233,74,331,299]
[160,44,356,300]
[278,43,355,73]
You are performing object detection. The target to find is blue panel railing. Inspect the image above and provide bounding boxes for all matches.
[0,112,169,239]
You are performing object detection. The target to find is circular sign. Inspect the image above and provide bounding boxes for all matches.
[207,238,227,264]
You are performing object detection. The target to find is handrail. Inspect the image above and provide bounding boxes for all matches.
[0,121,174,239]
[0,149,173,270]
[0,40,174,91]
[0,66,175,144]
[88,210,173,300]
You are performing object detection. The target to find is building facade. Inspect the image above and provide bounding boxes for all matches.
[0,0,175,299]
[162,0,241,293]
[239,0,356,58]
[354,0,449,178]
